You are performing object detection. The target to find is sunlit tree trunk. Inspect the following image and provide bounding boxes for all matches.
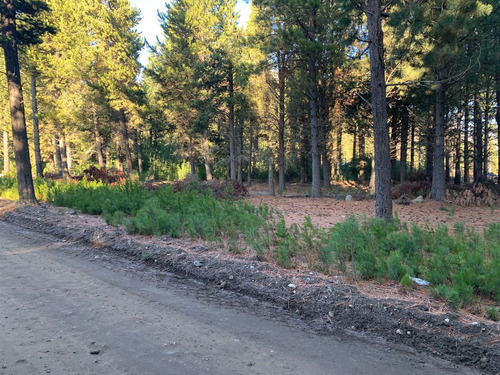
[267,134,275,196]
[54,134,62,176]
[1,2,36,204]
[308,53,321,198]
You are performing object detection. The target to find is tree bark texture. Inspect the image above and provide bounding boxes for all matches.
[400,104,408,183]
[431,82,446,201]
[30,75,43,177]
[454,107,462,185]
[308,54,321,198]
[1,2,37,204]
[203,129,212,181]
[496,75,500,186]
[473,93,483,182]
[278,50,286,192]
[228,65,236,181]
[463,98,470,183]
[365,0,392,221]
[54,134,62,176]
[59,132,70,178]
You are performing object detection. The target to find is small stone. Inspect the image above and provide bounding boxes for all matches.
[412,196,424,203]
[472,321,479,326]
[90,350,100,355]
[193,260,202,267]
[345,195,353,201]
[444,318,450,324]
[407,331,411,336]
[288,283,296,289]
[396,329,403,335]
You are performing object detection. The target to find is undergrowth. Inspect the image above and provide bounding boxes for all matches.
[1,175,499,311]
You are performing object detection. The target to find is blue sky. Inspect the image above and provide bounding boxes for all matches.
[131,0,251,66]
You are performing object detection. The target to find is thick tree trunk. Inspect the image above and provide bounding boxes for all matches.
[400,104,408,183]
[2,130,9,175]
[431,82,446,201]
[463,98,470,183]
[278,50,286,192]
[136,128,143,174]
[92,105,105,168]
[473,92,483,182]
[308,54,321,198]
[228,66,236,181]
[203,129,212,181]
[120,109,133,176]
[1,4,37,204]
[365,0,392,221]
[30,75,43,178]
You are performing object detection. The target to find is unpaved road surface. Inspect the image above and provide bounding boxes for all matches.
[0,221,482,375]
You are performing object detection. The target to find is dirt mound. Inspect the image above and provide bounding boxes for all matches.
[1,199,498,374]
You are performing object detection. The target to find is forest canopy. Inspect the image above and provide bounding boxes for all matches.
[1,0,499,210]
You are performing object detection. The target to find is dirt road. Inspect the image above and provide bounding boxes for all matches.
[0,221,482,375]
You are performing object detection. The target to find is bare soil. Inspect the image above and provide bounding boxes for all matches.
[1,187,499,374]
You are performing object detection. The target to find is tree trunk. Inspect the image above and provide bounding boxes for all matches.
[247,124,253,187]
[454,107,462,185]
[54,134,62,176]
[115,138,123,172]
[365,0,392,221]
[410,120,415,172]
[431,82,446,201]
[228,65,236,181]
[1,4,37,204]
[59,132,70,178]
[463,97,470,183]
[483,85,490,181]
[203,129,212,181]
[92,105,105,168]
[473,92,483,182]
[268,136,275,196]
[30,75,43,178]
[120,109,133,176]
[237,119,243,184]
[390,102,399,181]
[136,128,143,174]
[308,54,321,198]
[400,103,408,183]
[335,125,342,178]
[2,130,9,175]
[278,50,286,192]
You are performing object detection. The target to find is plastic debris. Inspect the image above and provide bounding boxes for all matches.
[410,277,430,286]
